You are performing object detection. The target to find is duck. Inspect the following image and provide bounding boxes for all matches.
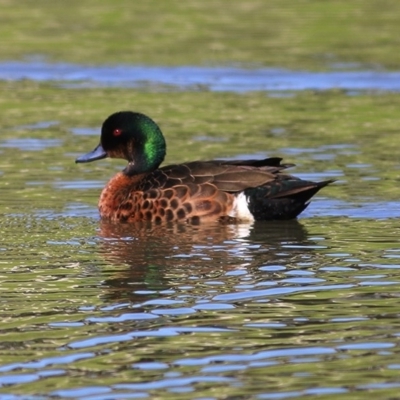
[76,111,333,223]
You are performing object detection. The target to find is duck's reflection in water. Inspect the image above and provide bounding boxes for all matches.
[97,220,313,303]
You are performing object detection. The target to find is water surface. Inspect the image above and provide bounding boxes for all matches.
[3,1,400,397]
[1,46,400,400]
[2,214,400,399]
[2,61,400,92]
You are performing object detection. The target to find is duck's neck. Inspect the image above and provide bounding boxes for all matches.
[123,127,166,176]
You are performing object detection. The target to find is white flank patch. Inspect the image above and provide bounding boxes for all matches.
[229,192,254,222]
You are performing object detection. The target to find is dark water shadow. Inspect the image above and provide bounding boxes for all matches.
[96,220,316,303]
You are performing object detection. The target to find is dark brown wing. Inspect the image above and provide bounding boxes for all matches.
[139,157,295,192]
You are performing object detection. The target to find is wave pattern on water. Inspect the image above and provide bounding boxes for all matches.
[2,217,400,398]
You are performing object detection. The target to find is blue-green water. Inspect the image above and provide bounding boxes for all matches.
[3,25,400,400]
[1,64,400,399]
[4,1,400,397]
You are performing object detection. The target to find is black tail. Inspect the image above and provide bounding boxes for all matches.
[246,179,334,220]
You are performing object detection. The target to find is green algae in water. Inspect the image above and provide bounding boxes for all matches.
[1,0,400,69]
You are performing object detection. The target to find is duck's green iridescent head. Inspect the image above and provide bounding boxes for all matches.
[76,111,166,175]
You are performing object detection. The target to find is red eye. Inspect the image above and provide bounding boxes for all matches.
[113,129,122,136]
